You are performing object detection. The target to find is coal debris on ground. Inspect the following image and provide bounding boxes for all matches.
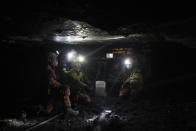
[1,97,196,131]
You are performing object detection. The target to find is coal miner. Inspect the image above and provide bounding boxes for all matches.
[66,62,91,106]
[119,57,143,98]
[46,52,79,115]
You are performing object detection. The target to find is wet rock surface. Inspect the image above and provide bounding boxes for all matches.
[1,97,196,131]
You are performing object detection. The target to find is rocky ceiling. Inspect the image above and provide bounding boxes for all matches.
[0,0,196,47]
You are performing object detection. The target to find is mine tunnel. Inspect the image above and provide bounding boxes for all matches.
[1,1,196,131]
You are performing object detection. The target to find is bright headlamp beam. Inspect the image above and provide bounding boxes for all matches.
[54,36,87,43]
[124,58,133,69]
[67,51,77,61]
[77,55,85,63]
[124,58,132,65]
[53,35,125,43]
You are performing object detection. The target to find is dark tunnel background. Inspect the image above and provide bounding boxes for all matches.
[0,41,196,117]
[143,42,196,101]
[0,43,48,116]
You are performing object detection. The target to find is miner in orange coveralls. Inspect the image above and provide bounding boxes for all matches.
[47,52,79,115]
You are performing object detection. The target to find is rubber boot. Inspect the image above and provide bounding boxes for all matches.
[66,107,79,116]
